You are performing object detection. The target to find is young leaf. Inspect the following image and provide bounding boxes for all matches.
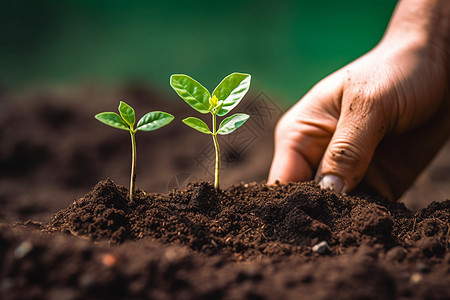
[95,112,129,130]
[212,73,251,116]
[182,117,212,134]
[208,95,218,111]
[170,75,211,114]
[119,101,136,126]
[136,111,174,131]
[217,113,250,135]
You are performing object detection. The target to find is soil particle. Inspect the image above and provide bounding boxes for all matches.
[312,241,330,254]
[385,246,407,262]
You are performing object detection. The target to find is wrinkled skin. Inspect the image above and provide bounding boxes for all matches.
[268,0,450,200]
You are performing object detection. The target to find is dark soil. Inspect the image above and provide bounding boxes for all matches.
[1,180,448,300]
[0,86,449,299]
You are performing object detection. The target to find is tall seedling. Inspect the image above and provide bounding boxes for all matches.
[95,101,174,202]
[170,73,251,189]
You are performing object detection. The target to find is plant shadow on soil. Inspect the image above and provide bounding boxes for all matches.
[0,86,449,299]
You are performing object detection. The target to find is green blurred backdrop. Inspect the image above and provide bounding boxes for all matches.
[0,0,397,104]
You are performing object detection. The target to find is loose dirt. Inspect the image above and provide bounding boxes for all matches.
[0,86,449,299]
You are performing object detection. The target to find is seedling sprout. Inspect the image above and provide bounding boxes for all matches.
[95,101,174,202]
[170,73,251,189]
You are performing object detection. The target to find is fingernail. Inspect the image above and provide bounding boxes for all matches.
[319,174,345,193]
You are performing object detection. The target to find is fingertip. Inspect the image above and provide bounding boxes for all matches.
[268,146,313,185]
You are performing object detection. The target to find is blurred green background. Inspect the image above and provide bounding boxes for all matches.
[0,0,396,104]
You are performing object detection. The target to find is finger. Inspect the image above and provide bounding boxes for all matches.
[268,76,342,184]
[316,93,387,193]
[268,138,315,183]
[365,88,450,200]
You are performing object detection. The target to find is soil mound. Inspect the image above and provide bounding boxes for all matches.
[0,86,449,299]
[1,180,448,299]
[47,179,449,262]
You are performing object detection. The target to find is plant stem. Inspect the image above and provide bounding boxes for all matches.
[212,113,220,189]
[129,130,137,202]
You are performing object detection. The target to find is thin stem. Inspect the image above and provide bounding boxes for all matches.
[212,113,220,189]
[129,130,137,202]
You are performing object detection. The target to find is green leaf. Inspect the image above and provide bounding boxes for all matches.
[136,111,174,131]
[217,113,250,135]
[170,74,211,114]
[119,101,135,126]
[182,117,212,134]
[212,73,251,116]
[95,112,129,131]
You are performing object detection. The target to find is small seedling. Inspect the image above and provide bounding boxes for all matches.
[95,101,174,202]
[170,72,251,189]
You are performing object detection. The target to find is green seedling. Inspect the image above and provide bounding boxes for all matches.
[95,101,174,202]
[170,72,251,189]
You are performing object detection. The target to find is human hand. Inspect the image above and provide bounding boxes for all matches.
[268,14,449,200]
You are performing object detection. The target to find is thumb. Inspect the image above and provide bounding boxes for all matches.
[316,98,387,193]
